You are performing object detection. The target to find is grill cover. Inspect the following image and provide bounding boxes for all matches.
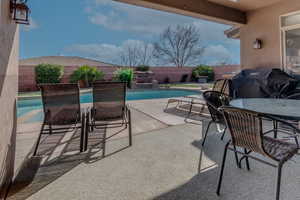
[231,68,298,98]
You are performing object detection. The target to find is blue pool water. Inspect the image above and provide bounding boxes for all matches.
[17,89,200,122]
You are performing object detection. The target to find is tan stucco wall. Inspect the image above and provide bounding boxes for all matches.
[240,0,300,69]
[0,0,19,198]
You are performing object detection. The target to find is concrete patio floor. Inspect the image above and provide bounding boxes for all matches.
[7,98,300,200]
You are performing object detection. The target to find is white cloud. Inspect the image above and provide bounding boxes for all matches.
[85,0,239,47]
[203,45,234,65]
[65,43,122,64]
[65,42,237,66]
[21,17,38,31]
[64,39,154,65]
[86,0,205,35]
[71,0,241,65]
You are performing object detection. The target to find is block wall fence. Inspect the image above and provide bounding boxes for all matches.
[19,65,240,92]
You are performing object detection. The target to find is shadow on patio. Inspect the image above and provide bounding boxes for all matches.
[8,102,300,200]
[153,122,300,200]
[164,103,210,124]
[7,124,132,200]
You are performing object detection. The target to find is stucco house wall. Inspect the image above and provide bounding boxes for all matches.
[240,0,300,69]
[0,0,19,198]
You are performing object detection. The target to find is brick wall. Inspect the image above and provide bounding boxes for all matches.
[19,65,240,92]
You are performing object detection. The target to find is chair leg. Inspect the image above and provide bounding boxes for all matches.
[84,113,90,151]
[49,124,53,135]
[33,123,45,156]
[220,126,227,141]
[91,121,94,132]
[276,162,284,200]
[202,120,213,146]
[273,120,278,139]
[80,114,85,152]
[244,148,250,171]
[102,129,106,157]
[128,109,132,146]
[216,141,230,196]
[293,130,299,148]
[186,102,193,120]
[233,145,241,169]
[165,101,170,111]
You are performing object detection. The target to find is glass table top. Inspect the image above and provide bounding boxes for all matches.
[230,98,300,120]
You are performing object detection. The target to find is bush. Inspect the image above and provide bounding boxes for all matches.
[180,74,189,83]
[35,64,64,84]
[70,65,104,86]
[164,77,170,84]
[192,65,214,81]
[135,65,150,72]
[113,68,134,88]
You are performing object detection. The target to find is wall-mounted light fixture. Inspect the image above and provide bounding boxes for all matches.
[10,0,30,25]
[253,39,262,49]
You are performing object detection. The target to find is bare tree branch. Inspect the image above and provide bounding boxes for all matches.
[120,42,153,67]
[153,24,205,67]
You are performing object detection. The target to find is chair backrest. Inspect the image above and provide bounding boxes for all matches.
[202,91,230,123]
[92,82,126,120]
[212,79,232,97]
[39,83,81,125]
[220,106,267,156]
[212,79,227,92]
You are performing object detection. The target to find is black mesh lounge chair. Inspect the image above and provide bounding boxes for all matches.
[33,83,85,156]
[217,107,298,200]
[201,91,231,146]
[85,82,132,155]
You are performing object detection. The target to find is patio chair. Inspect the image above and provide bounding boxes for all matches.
[165,79,231,120]
[217,106,298,200]
[84,82,132,155]
[274,93,300,147]
[201,91,231,146]
[212,79,231,95]
[33,83,85,156]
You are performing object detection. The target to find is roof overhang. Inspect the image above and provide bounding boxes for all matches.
[114,0,247,25]
[224,26,240,39]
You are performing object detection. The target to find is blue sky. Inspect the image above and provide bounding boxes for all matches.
[20,0,240,65]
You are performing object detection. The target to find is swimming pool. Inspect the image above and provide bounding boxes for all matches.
[17,89,200,122]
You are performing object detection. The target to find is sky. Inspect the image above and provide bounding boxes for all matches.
[20,0,240,66]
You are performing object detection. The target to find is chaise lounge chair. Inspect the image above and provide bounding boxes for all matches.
[84,82,132,156]
[33,83,85,156]
[164,79,231,119]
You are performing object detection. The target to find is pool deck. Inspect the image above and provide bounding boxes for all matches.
[8,97,300,200]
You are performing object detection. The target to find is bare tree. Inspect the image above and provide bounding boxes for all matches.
[120,42,153,67]
[153,24,205,67]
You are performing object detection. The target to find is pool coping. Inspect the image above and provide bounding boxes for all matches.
[18,88,203,101]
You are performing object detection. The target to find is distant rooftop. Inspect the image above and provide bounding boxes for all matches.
[20,56,114,67]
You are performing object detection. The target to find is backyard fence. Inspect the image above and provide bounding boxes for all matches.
[18,65,240,92]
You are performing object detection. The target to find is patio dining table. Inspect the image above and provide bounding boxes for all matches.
[230,98,300,121]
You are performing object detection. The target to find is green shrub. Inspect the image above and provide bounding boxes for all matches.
[70,65,104,86]
[113,68,134,88]
[35,64,64,84]
[192,65,214,81]
[135,65,150,72]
